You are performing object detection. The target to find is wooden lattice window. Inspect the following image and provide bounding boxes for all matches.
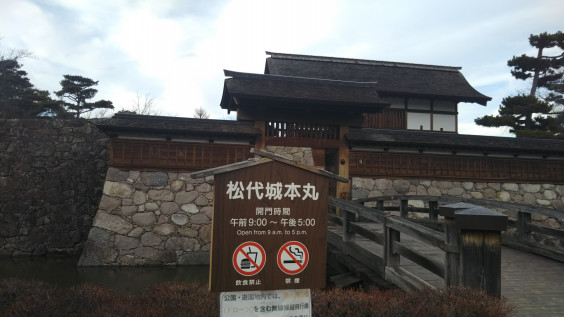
[363,109,406,130]
[111,139,253,171]
[350,151,564,183]
[265,121,340,148]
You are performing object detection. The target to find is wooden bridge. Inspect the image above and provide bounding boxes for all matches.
[326,195,564,317]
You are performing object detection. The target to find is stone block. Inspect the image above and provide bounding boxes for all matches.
[170,180,185,192]
[521,184,541,193]
[374,179,392,190]
[199,225,212,243]
[181,203,199,214]
[447,187,464,196]
[134,246,159,260]
[128,227,145,238]
[201,206,213,219]
[178,227,198,237]
[392,180,410,194]
[175,191,199,204]
[80,241,118,264]
[190,213,210,225]
[487,183,501,191]
[140,172,169,187]
[120,205,138,216]
[171,213,189,226]
[144,202,159,212]
[106,168,129,182]
[87,227,112,246]
[132,191,146,205]
[148,189,174,201]
[544,190,557,200]
[153,223,175,236]
[115,235,139,250]
[103,181,133,199]
[157,250,177,263]
[196,183,212,193]
[555,185,564,196]
[93,212,133,234]
[502,183,519,192]
[497,191,510,202]
[195,195,209,206]
[536,199,551,206]
[141,232,162,246]
[160,202,180,215]
[428,187,441,196]
[132,212,157,227]
[462,182,474,190]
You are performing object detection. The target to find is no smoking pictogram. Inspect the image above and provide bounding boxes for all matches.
[233,241,266,276]
[277,241,309,275]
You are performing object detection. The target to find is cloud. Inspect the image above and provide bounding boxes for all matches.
[1,0,562,133]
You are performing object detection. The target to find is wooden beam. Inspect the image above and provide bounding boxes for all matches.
[336,125,350,202]
[254,120,265,151]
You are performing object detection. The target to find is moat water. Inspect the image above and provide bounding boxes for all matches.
[0,257,209,294]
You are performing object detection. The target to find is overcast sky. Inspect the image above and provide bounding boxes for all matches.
[1,0,562,136]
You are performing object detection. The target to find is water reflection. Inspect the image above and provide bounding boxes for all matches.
[0,257,209,294]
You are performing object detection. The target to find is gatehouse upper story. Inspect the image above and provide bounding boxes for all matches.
[97,52,564,192]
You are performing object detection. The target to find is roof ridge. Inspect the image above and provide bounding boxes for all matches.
[224,69,379,87]
[266,51,462,72]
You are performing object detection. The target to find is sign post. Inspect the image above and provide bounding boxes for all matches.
[190,150,348,316]
[207,158,329,292]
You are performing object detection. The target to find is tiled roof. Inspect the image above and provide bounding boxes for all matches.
[220,70,390,113]
[265,52,491,105]
[97,114,261,137]
[347,128,564,156]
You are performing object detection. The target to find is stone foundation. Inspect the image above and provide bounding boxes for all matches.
[352,178,564,244]
[78,168,213,266]
[0,119,109,256]
[266,146,314,166]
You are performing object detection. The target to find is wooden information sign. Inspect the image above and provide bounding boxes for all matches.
[206,157,330,292]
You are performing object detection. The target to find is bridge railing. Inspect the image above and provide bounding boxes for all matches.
[328,196,508,297]
[355,195,564,262]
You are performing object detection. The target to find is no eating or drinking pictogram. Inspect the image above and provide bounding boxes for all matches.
[277,241,309,275]
[233,241,266,276]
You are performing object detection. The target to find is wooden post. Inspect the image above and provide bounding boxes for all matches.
[517,211,531,242]
[440,203,474,287]
[384,216,400,268]
[399,199,408,218]
[335,125,350,216]
[342,209,356,242]
[254,120,265,151]
[428,201,439,223]
[336,125,350,201]
[377,200,384,211]
[455,206,508,298]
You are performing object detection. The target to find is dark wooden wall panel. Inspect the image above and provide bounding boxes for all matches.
[350,151,564,183]
[111,139,253,171]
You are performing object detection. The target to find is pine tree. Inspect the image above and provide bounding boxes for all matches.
[55,75,114,118]
[0,59,61,118]
[475,31,564,138]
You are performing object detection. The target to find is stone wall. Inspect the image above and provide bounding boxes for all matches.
[352,178,564,210]
[77,146,311,266]
[352,178,564,236]
[0,119,109,256]
[78,168,213,266]
[266,146,314,166]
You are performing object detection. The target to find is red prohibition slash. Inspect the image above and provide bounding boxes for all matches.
[277,241,309,275]
[233,241,266,276]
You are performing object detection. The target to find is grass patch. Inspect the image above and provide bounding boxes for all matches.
[0,278,513,316]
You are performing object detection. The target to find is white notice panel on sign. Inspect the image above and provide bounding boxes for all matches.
[220,289,311,317]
